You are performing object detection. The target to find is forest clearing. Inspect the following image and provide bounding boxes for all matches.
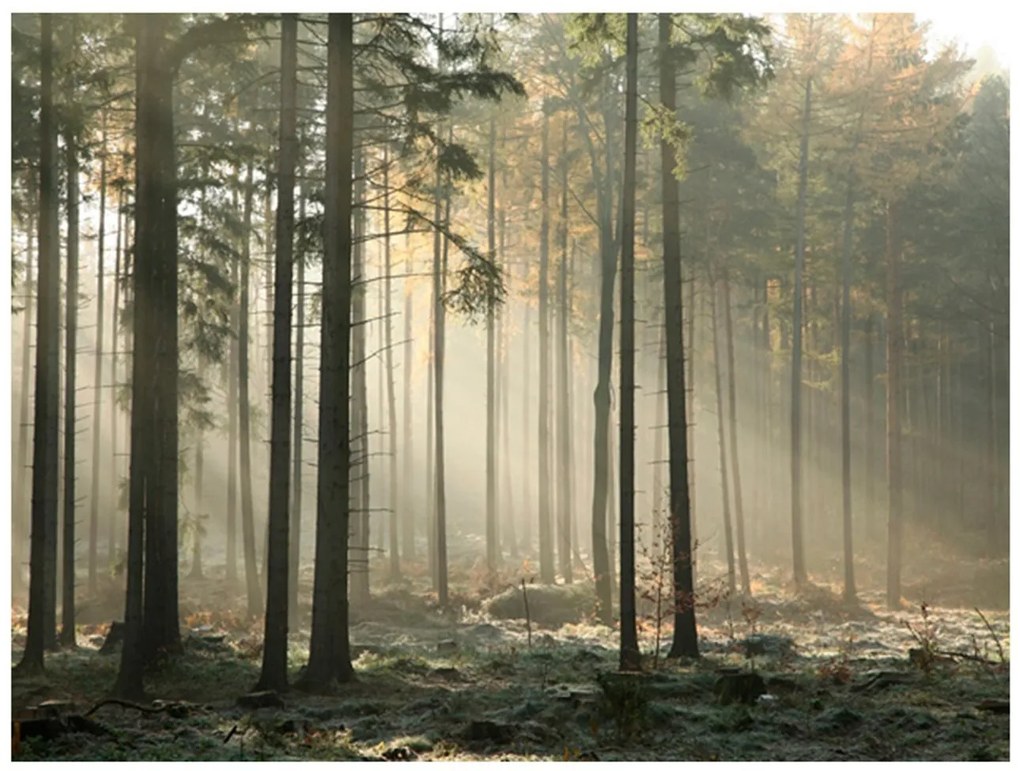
[8,11,1009,763]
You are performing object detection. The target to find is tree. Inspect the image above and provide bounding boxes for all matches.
[237,157,263,618]
[537,104,554,584]
[618,11,641,672]
[88,111,109,595]
[18,12,60,674]
[60,102,80,650]
[657,12,697,659]
[257,11,297,694]
[297,11,356,692]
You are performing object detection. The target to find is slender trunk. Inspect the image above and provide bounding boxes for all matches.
[25,12,61,665]
[227,248,240,584]
[485,116,498,575]
[863,313,876,545]
[258,13,297,693]
[16,201,35,595]
[239,159,264,617]
[108,189,123,566]
[60,130,80,649]
[985,319,999,554]
[618,13,640,671]
[298,12,355,691]
[710,275,736,596]
[351,148,370,606]
[383,147,400,579]
[556,117,573,584]
[401,238,415,560]
[590,168,615,622]
[500,291,518,559]
[659,13,698,658]
[88,113,108,595]
[426,284,435,579]
[839,182,856,602]
[790,73,812,588]
[434,143,452,607]
[721,272,750,596]
[885,201,903,608]
[191,430,204,579]
[652,326,665,538]
[686,265,697,585]
[538,106,554,584]
[522,288,532,554]
[289,160,306,628]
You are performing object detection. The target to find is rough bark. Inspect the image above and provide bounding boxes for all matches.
[88,112,107,595]
[618,13,641,672]
[537,106,554,584]
[297,12,355,691]
[239,158,264,617]
[257,12,297,693]
[659,13,698,658]
[885,201,903,608]
[790,73,812,588]
[486,116,499,575]
[839,181,857,603]
[60,128,79,650]
[556,116,573,584]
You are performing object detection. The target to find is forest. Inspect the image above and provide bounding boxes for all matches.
[8,12,1009,762]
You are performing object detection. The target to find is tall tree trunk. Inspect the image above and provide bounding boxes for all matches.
[60,129,80,649]
[618,13,641,672]
[485,116,499,575]
[108,188,123,566]
[590,172,615,623]
[88,112,108,595]
[401,238,415,561]
[686,263,697,586]
[863,313,877,544]
[790,72,812,588]
[351,148,370,606]
[839,182,857,602]
[23,11,61,668]
[289,159,306,628]
[710,274,736,596]
[227,248,240,584]
[537,105,554,584]
[16,200,36,595]
[522,286,532,554]
[117,12,183,694]
[297,12,355,691]
[434,140,452,607]
[721,272,750,596]
[659,12,698,658]
[985,319,999,555]
[556,116,573,584]
[258,12,297,693]
[191,428,204,579]
[141,14,181,663]
[885,201,903,608]
[383,146,400,579]
[239,159,264,617]
[500,291,518,559]
[426,280,435,580]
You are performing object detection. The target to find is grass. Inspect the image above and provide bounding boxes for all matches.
[10,560,1010,761]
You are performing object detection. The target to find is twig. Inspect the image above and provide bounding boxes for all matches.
[975,607,1006,664]
[521,578,532,649]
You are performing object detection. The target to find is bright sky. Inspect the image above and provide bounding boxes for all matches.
[919,7,1012,71]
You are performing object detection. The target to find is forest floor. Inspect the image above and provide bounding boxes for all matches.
[10,550,1010,761]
